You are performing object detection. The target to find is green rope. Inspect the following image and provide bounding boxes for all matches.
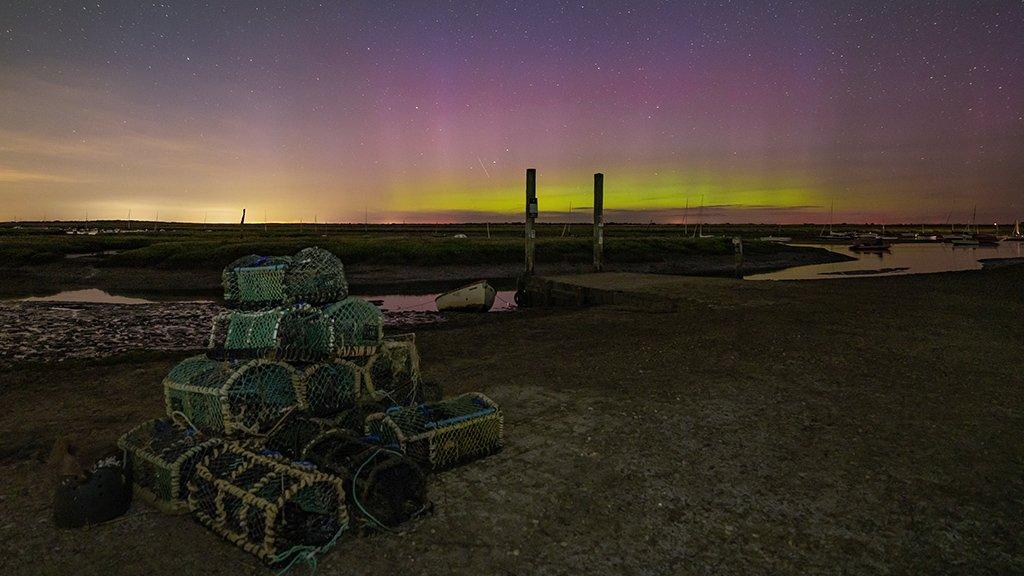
[349,446,432,530]
[351,448,396,532]
[272,523,346,576]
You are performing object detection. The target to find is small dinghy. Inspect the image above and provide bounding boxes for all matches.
[849,237,891,252]
[435,281,496,312]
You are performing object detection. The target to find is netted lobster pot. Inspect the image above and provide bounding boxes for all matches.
[365,393,503,471]
[261,413,332,460]
[311,398,390,436]
[257,418,427,532]
[302,429,429,531]
[208,299,383,360]
[322,297,384,351]
[117,418,222,514]
[163,355,301,436]
[222,247,348,308]
[356,335,421,403]
[188,444,348,563]
[301,361,363,416]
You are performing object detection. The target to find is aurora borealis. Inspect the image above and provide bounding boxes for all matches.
[1,2,1021,224]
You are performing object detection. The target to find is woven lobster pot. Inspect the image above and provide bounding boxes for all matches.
[208,299,383,361]
[322,297,384,351]
[261,413,331,460]
[311,398,390,436]
[117,418,223,514]
[302,360,363,416]
[188,444,348,563]
[355,335,421,403]
[302,429,429,531]
[365,393,503,471]
[221,255,292,308]
[222,247,348,309]
[163,355,302,436]
[258,415,427,531]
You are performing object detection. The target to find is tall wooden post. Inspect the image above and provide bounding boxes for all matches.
[593,172,604,271]
[525,168,537,275]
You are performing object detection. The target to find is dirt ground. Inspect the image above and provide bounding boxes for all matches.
[1,265,1022,575]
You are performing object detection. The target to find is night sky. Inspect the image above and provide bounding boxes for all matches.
[1,1,1021,224]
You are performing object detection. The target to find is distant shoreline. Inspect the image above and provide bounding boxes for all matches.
[0,244,847,300]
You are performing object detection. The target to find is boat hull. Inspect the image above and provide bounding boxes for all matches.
[435,281,496,312]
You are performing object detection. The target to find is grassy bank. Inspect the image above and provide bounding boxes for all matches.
[0,224,819,270]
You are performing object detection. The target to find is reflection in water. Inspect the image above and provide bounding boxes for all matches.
[15,288,520,310]
[747,242,1024,281]
[365,291,517,312]
[20,288,155,304]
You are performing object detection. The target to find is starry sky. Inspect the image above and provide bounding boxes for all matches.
[1,1,1021,224]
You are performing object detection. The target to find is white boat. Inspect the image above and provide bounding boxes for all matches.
[760,236,792,242]
[435,281,496,312]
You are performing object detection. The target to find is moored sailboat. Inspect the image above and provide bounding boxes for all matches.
[1005,220,1024,241]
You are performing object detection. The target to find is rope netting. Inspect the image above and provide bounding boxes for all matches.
[163,355,302,436]
[311,398,390,436]
[354,335,421,404]
[208,298,384,361]
[261,412,331,460]
[188,443,348,563]
[322,298,384,349]
[302,361,363,416]
[303,430,429,531]
[222,247,348,308]
[263,415,429,532]
[365,393,503,471]
[118,418,223,514]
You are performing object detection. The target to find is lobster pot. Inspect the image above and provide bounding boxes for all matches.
[210,308,285,353]
[163,355,301,436]
[357,335,421,403]
[188,444,348,563]
[261,413,331,460]
[208,300,383,360]
[222,247,348,308]
[365,393,503,471]
[311,399,390,436]
[323,297,384,350]
[301,361,362,416]
[302,430,429,531]
[117,419,222,514]
[222,256,291,308]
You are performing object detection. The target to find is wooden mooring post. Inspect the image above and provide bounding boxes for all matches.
[525,168,537,275]
[593,172,604,272]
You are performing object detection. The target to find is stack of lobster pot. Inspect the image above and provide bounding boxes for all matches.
[116,247,503,568]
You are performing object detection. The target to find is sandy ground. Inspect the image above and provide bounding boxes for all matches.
[1,265,1022,574]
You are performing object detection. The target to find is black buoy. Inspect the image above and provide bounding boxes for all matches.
[53,462,132,529]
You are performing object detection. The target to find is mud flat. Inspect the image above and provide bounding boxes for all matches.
[0,244,846,299]
[1,265,1020,574]
[0,301,443,368]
